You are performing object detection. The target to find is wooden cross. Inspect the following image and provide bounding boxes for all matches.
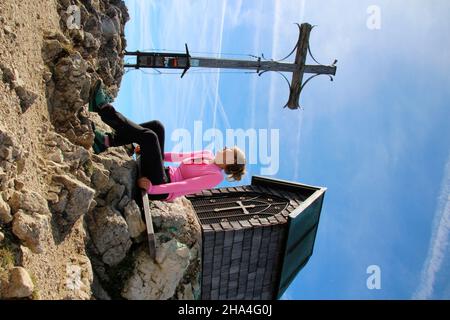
[125,23,337,109]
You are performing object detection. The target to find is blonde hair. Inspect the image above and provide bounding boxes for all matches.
[224,147,246,181]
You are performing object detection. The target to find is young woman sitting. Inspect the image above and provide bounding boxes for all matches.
[89,80,246,202]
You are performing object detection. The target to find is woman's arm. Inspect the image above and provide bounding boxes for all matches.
[164,150,214,162]
[148,172,223,195]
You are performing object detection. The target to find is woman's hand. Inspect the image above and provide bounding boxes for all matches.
[137,177,152,191]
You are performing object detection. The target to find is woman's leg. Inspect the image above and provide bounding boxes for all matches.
[97,104,169,189]
[139,120,165,162]
[97,104,143,146]
[138,120,169,201]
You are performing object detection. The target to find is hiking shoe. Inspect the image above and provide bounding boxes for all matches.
[93,129,109,154]
[88,79,114,112]
[91,122,109,154]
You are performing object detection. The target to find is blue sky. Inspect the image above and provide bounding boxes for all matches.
[116,0,450,299]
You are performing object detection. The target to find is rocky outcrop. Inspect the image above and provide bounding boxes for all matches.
[12,211,51,254]
[2,267,35,299]
[0,128,25,200]
[121,198,202,300]
[123,201,146,239]
[122,239,192,300]
[84,152,202,299]
[51,174,95,227]
[8,190,51,216]
[0,197,12,224]
[0,63,38,113]
[0,0,203,300]
[47,48,94,149]
[87,206,132,266]
[0,128,53,254]
[42,0,129,149]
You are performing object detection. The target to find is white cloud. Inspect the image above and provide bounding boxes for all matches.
[413,152,450,299]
